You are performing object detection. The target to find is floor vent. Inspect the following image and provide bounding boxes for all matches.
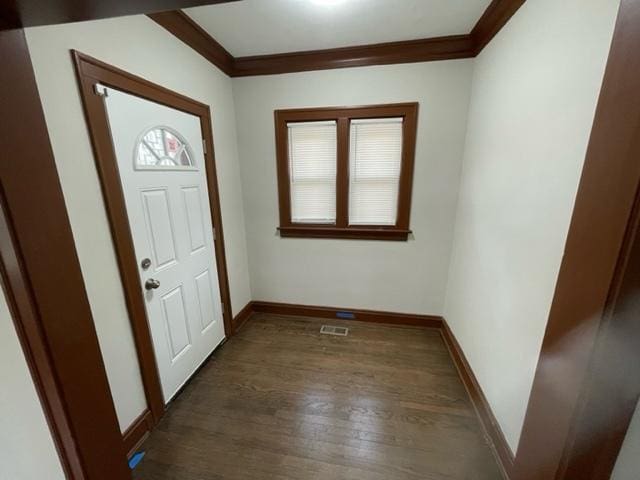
[320,325,349,336]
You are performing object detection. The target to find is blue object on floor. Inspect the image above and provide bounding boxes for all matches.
[128,451,145,470]
[336,311,355,319]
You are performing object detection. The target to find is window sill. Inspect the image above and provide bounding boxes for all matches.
[278,226,411,241]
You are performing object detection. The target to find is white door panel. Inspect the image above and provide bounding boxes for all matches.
[182,186,207,252]
[103,87,225,403]
[141,188,178,270]
[195,269,217,332]
[160,285,192,361]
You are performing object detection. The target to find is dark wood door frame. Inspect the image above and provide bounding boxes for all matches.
[560,180,640,478]
[0,29,130,480]
[514,1,640,479]
[72,51,235,426]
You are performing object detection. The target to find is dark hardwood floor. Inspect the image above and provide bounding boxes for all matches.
[132,314,503,479]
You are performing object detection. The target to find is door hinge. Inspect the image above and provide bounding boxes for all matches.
[94,84,109,97]
[202,139,207,154]
[212,228,216,240]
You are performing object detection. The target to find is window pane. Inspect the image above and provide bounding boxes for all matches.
[135,127,194,169]
[288,121,337,223]
[349,118,403,225]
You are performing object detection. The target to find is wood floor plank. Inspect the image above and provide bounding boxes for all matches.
[132,314,503,480]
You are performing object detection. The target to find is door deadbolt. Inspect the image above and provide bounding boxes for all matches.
[140,258,151,270]
[145,278,161,290]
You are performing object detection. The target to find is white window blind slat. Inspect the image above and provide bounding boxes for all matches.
[288,121,337,224]
[349,118,403,226]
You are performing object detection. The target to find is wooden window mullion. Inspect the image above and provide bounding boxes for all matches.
[336,117,350,228]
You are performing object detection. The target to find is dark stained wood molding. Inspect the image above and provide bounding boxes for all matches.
[149,1,526,77]
[0,0,241,30]
[147,10,235,76]
[232,35,475,77]
[278,226,412,241]
[441,319,514,479]
[0,29,130,480]
[72,51,236,429]
[234,0,525,76]
[231,301,254,332]
[122,409,154,459]
[274,103,418,240]
[560,175,640,479]
[515,2,640,479]
[251,301,443,329]
[471,0,526,54]
[73,52,164,426]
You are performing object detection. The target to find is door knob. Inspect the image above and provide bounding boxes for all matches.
[145,278,161,290]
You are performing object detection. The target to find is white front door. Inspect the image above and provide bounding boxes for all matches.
[103,86,226,403]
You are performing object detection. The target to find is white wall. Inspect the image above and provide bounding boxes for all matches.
[612,400,640,480]
[233,61,473,314]
[443,0,619,453]
[0,289,66,480]
[25,16,252,432]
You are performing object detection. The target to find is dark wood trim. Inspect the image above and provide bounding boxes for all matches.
[147,10,235,76]
[232,35,475,77]
[0,206,76,480]
[231,301,254,332]
[0,195,79,480]
[235,0,526,76]
[336,117,350,228]
[0,0,241,30]
[0,29,129,480]
[278,226,412,241]
[72,51,236,429]
[274,103,418,240]
[471,0,526,54]
[73,52,164,425]
[252,301,443,328]
[441,320,514,479]
[560,176,640,479]
[122,410,154,459]
[515,2,640,479]
[149,2,526,77]
[198,108,235,337]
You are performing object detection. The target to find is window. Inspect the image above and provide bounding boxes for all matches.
[288,121,337,223]
[135,126,195,169]
[275,103,418,240]
[349,118,403,226]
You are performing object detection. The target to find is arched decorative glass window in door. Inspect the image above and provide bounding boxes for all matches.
[135,126,196,170]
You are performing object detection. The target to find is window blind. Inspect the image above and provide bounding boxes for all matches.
[288,121,337,224]
[349,118,403,225]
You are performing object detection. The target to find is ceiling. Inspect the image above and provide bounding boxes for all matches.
[184,0,493,57]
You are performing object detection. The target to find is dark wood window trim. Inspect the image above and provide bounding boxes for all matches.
[274,103,418,241]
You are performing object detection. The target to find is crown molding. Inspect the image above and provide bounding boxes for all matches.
[232,34,475,77]
[149,0,526,77]
[471,0,526,53]
[148,9,235,75]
